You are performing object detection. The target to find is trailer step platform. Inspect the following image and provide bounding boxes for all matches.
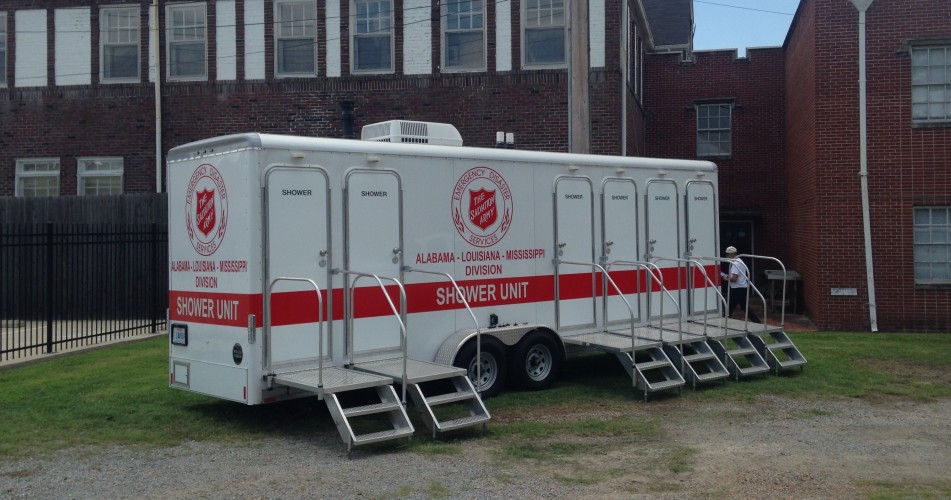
[353,358,490,439]
[748,331,807,374]
[708,336,770,379]
[663,340,730,389]
[688,316,784,335]
[613,346,686,400]
[272,367,414,454]
[561,329,663,352]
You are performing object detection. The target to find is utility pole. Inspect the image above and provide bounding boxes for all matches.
[568,0,590,154]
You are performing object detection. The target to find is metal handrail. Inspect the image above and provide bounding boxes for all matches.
[608,260,682,336]
[403,267,483,393]
[650,257,728,337]
[558,259,639,383]
[264,277,324,387]
[338,269,409,403]
[697,256,772,332]
[738,254,788,327]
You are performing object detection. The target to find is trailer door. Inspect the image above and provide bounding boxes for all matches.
[601,178,641,324]
[264,166,331,371]
[685,180,719,316]
[345,169,403,354]
[645,179,681,317]
[554,176,596,329]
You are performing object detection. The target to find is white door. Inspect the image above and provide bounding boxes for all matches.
[601,178,641,324]
[345,169,403,354]
[645,180,681,317]
[554,176,596,329]
[264,166,331,371]
[686,181,720,315]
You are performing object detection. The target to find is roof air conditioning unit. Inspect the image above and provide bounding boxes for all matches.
[360,120,463,147]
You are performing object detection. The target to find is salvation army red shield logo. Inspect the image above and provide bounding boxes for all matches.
[468,188,497,231]
[195,189,216,237]
[451,167,513,247]
[185,164,228,256]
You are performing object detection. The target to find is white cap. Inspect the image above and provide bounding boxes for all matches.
[725,246,737,254]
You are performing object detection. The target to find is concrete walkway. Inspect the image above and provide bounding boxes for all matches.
[0,328,166,371]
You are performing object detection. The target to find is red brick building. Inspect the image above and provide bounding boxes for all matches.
[644,0,950,331]
[1,0,949,331]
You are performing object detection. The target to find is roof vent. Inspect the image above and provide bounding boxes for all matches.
[360,120,463,147]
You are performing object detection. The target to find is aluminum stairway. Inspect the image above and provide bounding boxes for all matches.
[662,340,730,389]
[748,330,808,374]
[273,367,415,454]
[353,358,490,439]
[562,328,686,400]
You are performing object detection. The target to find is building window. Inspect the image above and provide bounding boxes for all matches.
[78,158,124,195]
[166,3,207,80]
[912,45,951,123]
[351,0,392,73]
[0,12,7,87]
[442,0,484,71]
[100,6,140,82]
[697,103,732,157]
[914,207,950,284]
[522,0,566,68]
[274,1,316,76]
[16,159,60,197]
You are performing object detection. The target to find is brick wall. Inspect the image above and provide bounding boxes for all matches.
[645,48,787,264]
[793,0,951,331]
[1,0,640,198]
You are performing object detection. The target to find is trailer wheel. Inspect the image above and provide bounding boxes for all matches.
[454,337,507,399]
[509,331,562,390]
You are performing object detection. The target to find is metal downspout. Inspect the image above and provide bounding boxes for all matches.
[851,0,878,331]
[621,0,628,156]
[153,0,163,193]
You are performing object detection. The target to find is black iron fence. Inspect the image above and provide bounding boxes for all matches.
[0,222,168,361]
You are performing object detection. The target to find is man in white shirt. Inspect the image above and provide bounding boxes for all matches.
[720,246,762,323]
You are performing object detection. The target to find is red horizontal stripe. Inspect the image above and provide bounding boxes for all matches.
[169,266,719,327]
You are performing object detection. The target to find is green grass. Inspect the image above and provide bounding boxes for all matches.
[1,331,949,461]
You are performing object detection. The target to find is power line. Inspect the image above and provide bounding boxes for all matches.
[694,0,795,16]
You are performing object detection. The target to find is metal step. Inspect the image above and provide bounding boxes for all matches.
[749,331,808,374]
[426,389,477,406]
[343,400,403,418]
[684,352,716,363]
[351,427,415,446]
[727,347,758,356]
[664,341,730,389]
[408,375,490,439]
[695,371,726,381]
[325,385,415,453]
[436,414,491,432]
[709,337,771,380]
[636,360,671,371]
[613,347,685,399]
[644,379,684,391]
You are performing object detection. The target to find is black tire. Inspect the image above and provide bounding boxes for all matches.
[453,336,508,399]
[508,331,562,391]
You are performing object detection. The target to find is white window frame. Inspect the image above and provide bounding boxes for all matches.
[441,0,485,72]
[100,5,141,83]
[166,2,207,81]
[697,102,732,157]
[914,207,951,285]
[521,0,566,69]
[16,158,60,197]
[274,0,316,77]
[0,12,7,87]
[77,157,124,196]
[911,45,951,124]
[350,0,393,74]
